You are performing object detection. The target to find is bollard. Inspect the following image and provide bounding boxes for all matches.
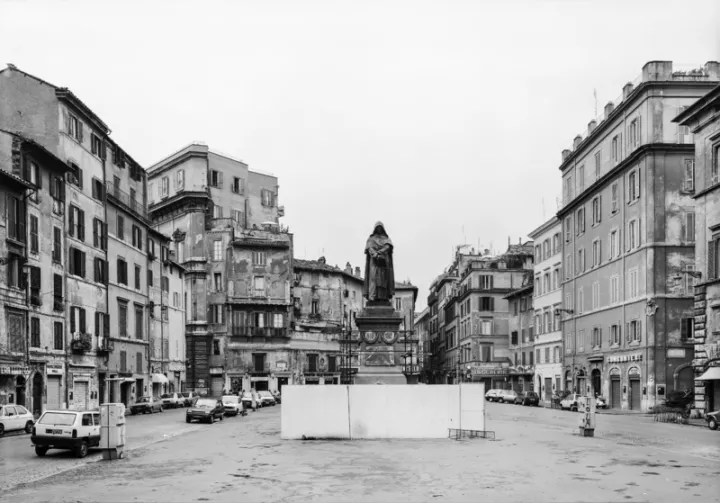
[578,397,596,437]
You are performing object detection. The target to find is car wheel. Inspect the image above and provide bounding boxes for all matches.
[35,445,48,457]
[75,441,89,459]
[571,406,578,412]
[25,421,34,434]
[522,400,527,406]
[0,424,4,437]
[709,418,718,431]
[186,417,191,423]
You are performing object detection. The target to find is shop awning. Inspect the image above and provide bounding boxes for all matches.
[152,373,169,384]
[697,367,720,381]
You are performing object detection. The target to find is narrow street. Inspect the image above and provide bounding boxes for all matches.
[1,401,718,502]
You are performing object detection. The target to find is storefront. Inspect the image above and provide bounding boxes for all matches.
[697,366,720,413]
[152,372,169,397]
[0,365,32,407]
[469,364,510,390]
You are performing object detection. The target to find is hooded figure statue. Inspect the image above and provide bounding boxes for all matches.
[363,221,395,302]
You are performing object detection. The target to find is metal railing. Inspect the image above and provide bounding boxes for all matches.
[106,181,148,220]
[230,326,288,338]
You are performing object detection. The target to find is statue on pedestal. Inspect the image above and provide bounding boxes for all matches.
[363,221,395,302]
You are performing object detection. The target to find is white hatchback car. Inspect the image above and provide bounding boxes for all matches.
[0,404,35,437]
[31,410,101,458]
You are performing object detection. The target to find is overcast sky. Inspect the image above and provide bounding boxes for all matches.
[1,0,718,311]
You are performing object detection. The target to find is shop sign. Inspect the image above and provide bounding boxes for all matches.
[667,348,686,359]
[607,354,643,364]
[47,367,64,375]
[0,366,29,375]
[276,361,288,370]
[209,367,223,375]
[471,367,509,376]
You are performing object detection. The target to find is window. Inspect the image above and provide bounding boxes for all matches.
[209,170,223,188]
[628,268,639,298]
[535,245,541,262]
[252,251,266,266]
[629,118,640,147]
[273,313,284,328]
[479,297,494,311]
[628,219,639,250]
[543,239,550,259]
[161,176,169,197]
[544,310,551,333]
[611,182,619,214]
[68,162,83,189]
[69,306,86,334]
[91,178,104,201]
[232,177,244,194]
[120,351,127,372]
[578,165,585,192]
[564,218,571,243]
[29,215,38,253]
[478,275,493,289]
[117,258,128,285]
[50,175,65,215]
[480,320,492,335]
[612,135,620,163]
[684,264,697,295]
[162,306,168,321]
[176,169,185,190]
[253,276,265,294]
[135,304,144,339]
[30,317,40,348]
[161,275,169,292]
[212,205,223,219]
[576,207,585,235]
[609,230,618,259]
[511,331,518,345]
[710,237,720,280]
[552,268,560,289]
[261,189,275,207]
[213,272,223,292]
[136,352,143,373]
[68,247,86,277]
[213,340,221,355]
[66,112,83,142]
[610,275,619,304]
[577,288,584,314]
[682,211,695,242]
[565,254,571,279]
[213,240,222,261]
[592,239,601,267]
[577,329,584,353]
[25,159,40,202]
[210,305,224,324]
[395,298,402,310]
[94,258,108,285]
[52,226,62,262]
[117,215,125,240]
[552,234,560,255]
[592,281,600,310]
[683,159,695,192]
[95,312,108,339]
[147,269,154,288]
[535,275,542,296]
[628,319,641,342]
[553,305,561,330]
[564,175,573,203]
[712,144,720,185]
[91,134,106,158]
[53,322,64,350]
[27,267,39,306]
[311,299,319,315]
[591,196,601,225]
[132,226,143,250]
[68,205,85,241]
[576,248,585,274]
[678,106,691,142]
[543,273,550,293]
[92,218,105,250]
[611,324,620,345]
[628,169,640,202]
[134,264,141,290]
[681,317,694,340]
[53,274,63,311]
[592,327,602,348]
[594,151,601,179]
[232,209,245,228]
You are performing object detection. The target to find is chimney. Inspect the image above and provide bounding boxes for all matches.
[622,82,634,100]
[355,266,361,277]
[484,248,490,256]
[641,61,672,82]
[588,119,597,133]
[573,135,582,149]
[345,262,352,274]
[562,149,572,162]
[604,101,615,118]
[704,61,720,80]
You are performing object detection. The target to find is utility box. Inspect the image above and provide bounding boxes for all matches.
[100,403,126,460]
[578,397,596,437]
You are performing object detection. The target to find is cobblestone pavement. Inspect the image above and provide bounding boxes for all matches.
[1,401,718,502]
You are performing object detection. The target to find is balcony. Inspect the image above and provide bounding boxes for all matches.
[248,362,271,376]
[230,326,288,338]
[106,181,148,221]
[6,221,26,245]
[97,337,114,353]
[70,333,92,354]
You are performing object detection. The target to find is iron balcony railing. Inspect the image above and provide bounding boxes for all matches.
[230,326,288,338]
[106,181,148,220]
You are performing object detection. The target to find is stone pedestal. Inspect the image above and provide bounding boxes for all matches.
[354,301,413,385]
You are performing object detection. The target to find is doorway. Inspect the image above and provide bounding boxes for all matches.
[32,373,43,417]
[591,369,602,397]
[15,376,26,407]
[277,377,289,394]
[544,377,552,401]
[629,378,641,410]
[610,378,621,409]
[120,383,130,406]
[254,380,269,391]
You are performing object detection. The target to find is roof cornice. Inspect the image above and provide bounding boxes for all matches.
[674,83,720,125]
[55,88,110,134]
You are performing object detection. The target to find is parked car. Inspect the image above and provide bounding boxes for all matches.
[130,396,164,415]
[258,391,276,407]
[271,390,281,404]
[514,391,540,406]
[560,393,585,412]
[186,398,224,424]
[182,392,200,407]
[222,395,245,417]
[485,389,502,402]
[0,404,34,437]
[160,393,184,409]
[706,410,719,430]
[595,396,608,409]
[31,410,100,458]
[498,390,520,404]
[241,391,256,411]
[664,389,695,409]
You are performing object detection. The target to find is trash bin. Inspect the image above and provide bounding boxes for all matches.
[100,403,126,460]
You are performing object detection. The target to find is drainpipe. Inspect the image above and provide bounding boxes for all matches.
[102,154,111,404]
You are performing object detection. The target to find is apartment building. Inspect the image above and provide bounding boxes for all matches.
[425,291,440,383]
[528,217,563,403]
[147,143,283,396]
[414,307,430,379]
[557,61,719,412]
[675,84,720,415]
[504,275,534,392]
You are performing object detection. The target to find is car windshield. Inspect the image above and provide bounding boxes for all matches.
[137,397,151,403]
[242,392,252,399]
[38,412,76,426]
[195,399,216,408]
[161,394,173,399]
[259,391,272,397]
[222,396,239,403]
[177,393,185,398]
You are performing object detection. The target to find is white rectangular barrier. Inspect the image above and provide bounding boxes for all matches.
[281,383,485,440]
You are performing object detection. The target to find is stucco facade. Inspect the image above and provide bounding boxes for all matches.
[675,83,720,415]
[557,61,719,412]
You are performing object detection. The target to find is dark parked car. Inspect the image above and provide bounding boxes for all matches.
[706,410,719,430]
[130,396,164,415]
[664,389,694,409]
[186,398,224,424]
[514,391,540,406]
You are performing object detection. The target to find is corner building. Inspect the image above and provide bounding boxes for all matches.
[557,61,719,411]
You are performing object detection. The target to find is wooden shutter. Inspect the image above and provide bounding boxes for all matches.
[709,240,717,279]
[80,308,86,333]
[217,171,223,189]
[78,209,85,241]
[104,314,110,338]
[70,307,76,333]
[637,320,642,342]
[81,251,86,277]
[95,312,101,338]
[93,219,99,247]
[68,207,75,236]
[54,273,63,298]
[62,109,70,134]
[78,121,84,142]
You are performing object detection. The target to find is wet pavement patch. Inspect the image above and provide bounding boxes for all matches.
[642,472,660,475]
